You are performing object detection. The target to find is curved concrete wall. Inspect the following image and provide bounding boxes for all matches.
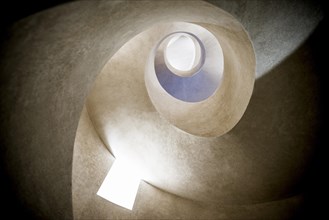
[73,108,304,219]
[85,21,255,204]
[0,0,324,219]
[144,22,255,137]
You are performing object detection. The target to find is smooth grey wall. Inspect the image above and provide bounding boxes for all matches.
[208,0,323,77]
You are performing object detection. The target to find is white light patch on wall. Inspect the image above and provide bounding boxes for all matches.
[166,34,196,71]
[97,158,141,210]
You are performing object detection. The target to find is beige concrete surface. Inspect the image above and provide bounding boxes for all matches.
[73,107,303,219]
[145,21,254,137]
[0,0,324,219]
[86,21,255,203]
[84,15,319,207]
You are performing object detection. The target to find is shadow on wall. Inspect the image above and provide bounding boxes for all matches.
[0,1,73,219]
[229,19,327,219]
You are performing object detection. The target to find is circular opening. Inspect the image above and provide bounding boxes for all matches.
[164,33,202,77]
[154,30,223,102]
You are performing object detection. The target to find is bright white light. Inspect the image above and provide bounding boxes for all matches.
[97,158,141,210]
[165,34,196,71]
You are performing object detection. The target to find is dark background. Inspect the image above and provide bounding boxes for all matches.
[0,1,71,29]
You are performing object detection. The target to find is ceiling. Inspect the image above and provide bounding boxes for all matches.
[0,0,326,219]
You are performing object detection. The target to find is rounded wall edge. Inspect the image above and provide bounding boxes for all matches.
[0,0,247,218]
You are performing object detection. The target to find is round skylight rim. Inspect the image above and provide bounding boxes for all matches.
[163,32,205,77]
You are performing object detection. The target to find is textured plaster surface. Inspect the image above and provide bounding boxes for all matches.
[86,23,255,203]
[144,22,255,137]
[0,0,324,219]
[73,107,303,219]
[83,16,321,208]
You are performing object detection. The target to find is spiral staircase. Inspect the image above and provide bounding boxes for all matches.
[0,1,326,219]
